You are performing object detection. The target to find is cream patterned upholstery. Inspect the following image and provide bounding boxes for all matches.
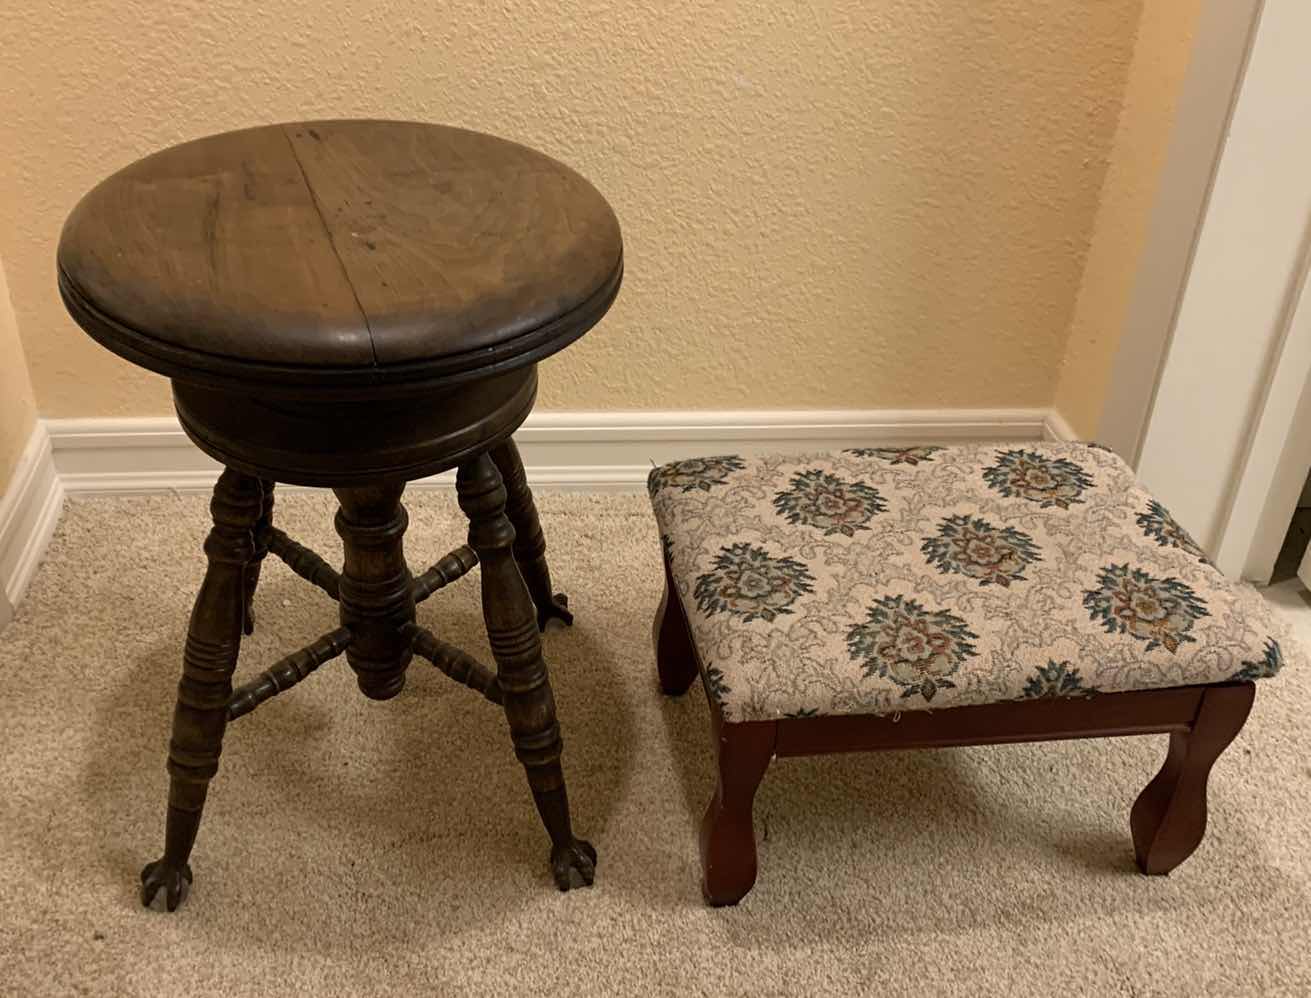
[649,444,1293,723]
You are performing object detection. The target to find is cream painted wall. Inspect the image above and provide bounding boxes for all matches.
[0,0,1144,420]
[1053,0,1202,439]
[0,254,38,492]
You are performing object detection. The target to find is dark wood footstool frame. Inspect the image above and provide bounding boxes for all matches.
[653,549,1256,906]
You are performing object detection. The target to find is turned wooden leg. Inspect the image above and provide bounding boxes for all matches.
[1131,682,1255,875]
[141,468,262,911]
[490,439,572,630]
[701,717,776,906]
[654,542,698,695]
[457,453,595,890]
[242,479,275,635]
[334,483,415,701]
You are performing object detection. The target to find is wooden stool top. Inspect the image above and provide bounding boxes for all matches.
[57,120,623,397]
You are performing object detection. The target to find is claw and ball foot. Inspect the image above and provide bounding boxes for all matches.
[552,837,597,890]
[140,859,194,912]
[537,591,573,632]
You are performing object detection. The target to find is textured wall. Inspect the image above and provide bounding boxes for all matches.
[0,256,38,493]
[0,0,1142,418]
[1054,0,1202,439]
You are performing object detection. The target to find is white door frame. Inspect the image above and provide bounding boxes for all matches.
[1098,0,1263,462]
[1214,229,1311,580]
[1104,0,1311,583]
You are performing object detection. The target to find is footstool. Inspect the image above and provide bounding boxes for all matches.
[648,444,1293,905]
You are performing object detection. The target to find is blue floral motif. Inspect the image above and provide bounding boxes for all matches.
[1231,639,1283,681]
[846,595,978,702]
[983,449,1093,509]
[694,543,815,623]
[702,663,732,702]
[845,446,943,466]
[922,515,1041,587]
[1022,660,1096,699]
[772,469,886,536]
[1083,564,1208,653]
[648,455,746,495]
[1137,500,1208,562]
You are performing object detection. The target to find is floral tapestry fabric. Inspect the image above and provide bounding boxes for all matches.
[648,443,1296,722]
[1137,500,1209,563]
[1083,564,1208,653]
[844,446,943,466]
[982,448,1093,509]
[647,455,746,493]
[1022,661,1096,699]
[772,470,886,537]
[693,542,815,623]
[846,595,978,702]
[922,515,1041,587]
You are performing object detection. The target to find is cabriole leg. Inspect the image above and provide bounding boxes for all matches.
[457,453,595,889]
[1131,682,1255,875]
[654,541,698,695]
[700,719,775,906]
[141,468,261,911]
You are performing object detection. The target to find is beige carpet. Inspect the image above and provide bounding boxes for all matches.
[1,490,1309,997]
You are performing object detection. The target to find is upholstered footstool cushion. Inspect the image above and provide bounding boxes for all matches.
[648,444,1293,723]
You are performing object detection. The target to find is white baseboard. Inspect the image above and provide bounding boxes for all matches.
[1044,408,1080,443]
[47,408,1075,495]
[0,422,65,621]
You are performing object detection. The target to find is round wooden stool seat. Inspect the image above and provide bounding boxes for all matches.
[58,120,623,485]
[57,120,620,909]
[58,119,623,395]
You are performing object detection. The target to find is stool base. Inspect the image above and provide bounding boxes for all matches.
[141,445,592,912]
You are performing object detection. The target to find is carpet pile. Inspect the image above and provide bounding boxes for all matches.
[1,491,1307,996]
